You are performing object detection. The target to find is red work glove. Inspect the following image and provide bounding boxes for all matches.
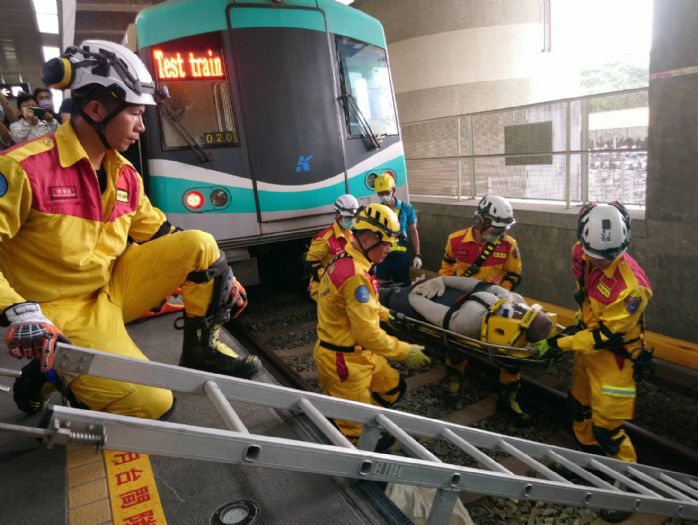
[3,302,69,372]
[229,277,248,319]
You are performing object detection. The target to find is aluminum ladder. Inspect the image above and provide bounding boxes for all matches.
[2,342,698,524]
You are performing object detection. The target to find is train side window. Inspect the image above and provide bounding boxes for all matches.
[150,33,239,150]
[336,36,398,138]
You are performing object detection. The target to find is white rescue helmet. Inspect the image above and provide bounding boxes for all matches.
[42,40,155,106]
[578,201,631,260]
[334,194,360,217]
[475,195,516,230]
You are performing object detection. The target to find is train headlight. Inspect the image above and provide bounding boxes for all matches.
[210,188,229,207]
[184,190,205,210]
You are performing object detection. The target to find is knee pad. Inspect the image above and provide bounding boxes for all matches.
[592,425,626,457]
[186,253,237,326]
[566,393,591,423]
[372,378,406,408]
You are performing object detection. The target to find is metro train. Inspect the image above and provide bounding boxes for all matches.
[133,0,407,267]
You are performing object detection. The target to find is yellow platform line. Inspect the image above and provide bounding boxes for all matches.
[66,444,167,525]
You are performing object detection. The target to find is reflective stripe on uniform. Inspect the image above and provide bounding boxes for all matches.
[601,384,636,398]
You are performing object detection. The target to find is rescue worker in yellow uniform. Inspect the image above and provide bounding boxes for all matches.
[534,201,651,523]
[314,203,430,449]
[1,41,259,420]
[305,194,359,301]
[439,195,528,424]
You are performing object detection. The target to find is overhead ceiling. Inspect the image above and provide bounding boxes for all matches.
[0,0,163,96]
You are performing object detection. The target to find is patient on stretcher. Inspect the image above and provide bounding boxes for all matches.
[380,276,554,351]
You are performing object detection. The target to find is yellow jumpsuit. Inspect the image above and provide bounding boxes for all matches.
[557,243,652,462]
[439,227,522,290]
[0,123,220,418]
[314,243,410,439]
[439,227,523,385]
[305,222,352,301]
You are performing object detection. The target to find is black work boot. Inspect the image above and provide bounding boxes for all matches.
[598,509,632,523]
[496,381,531,427]
[13,359,54,414]
[446,367,465,406]
[180,317,260,378]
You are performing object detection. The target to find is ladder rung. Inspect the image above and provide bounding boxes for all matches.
[441,428,511,474]
[628,467,697,502]
[0,367,21,378]
[497,440,570,483]
[427,489,459,525]
[588,459,660,497]
[296,398,354,448]
[659,473,698,499]
[376,414,441,463]
[203,381,248,433]
[546,450,615,490]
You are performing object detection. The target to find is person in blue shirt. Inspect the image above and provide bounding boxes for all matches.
[373,172,421,284]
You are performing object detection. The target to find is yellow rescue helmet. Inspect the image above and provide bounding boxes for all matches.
[374,172,396,193]
[354,203,400,243]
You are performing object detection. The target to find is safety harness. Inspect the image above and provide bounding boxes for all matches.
[459,241,497,278]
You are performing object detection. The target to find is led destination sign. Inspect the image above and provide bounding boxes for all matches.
[152,49,225,80]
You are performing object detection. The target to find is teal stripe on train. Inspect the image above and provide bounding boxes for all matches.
[148,163,406,214]
[136,0,385,49]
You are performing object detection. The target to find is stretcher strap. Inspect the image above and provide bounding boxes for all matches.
[442,281,495,329]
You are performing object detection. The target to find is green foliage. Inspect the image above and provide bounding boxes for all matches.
[581,61,648,100]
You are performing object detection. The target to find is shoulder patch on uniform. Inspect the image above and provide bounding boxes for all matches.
[354,285,370,303]
[625,295,642,314]
[0,172,7,197]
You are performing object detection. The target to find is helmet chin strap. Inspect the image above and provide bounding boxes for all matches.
[355,231,383,262]
[77,102,128,150]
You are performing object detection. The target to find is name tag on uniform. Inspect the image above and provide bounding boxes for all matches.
[50,186,77,199]
[596,281,612,298]
[493,252,507,259]
[116,189,129,202]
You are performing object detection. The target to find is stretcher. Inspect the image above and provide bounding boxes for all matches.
[378,284,558,370]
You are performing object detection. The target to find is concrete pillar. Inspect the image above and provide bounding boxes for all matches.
[637,0,698,340]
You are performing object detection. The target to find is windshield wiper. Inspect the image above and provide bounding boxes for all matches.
[155,86,214,164]
[339,92,383,150]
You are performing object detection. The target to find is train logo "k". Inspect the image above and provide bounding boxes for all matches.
[295,154,313,173]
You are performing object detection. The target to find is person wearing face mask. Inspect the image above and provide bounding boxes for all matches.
[373,172,421,284]
[313,203,430,449]
[439,195,528,424]
[9,93,59,144]
[33,87,56,113]
[305,193,360,301]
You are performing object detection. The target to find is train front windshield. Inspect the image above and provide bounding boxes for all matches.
[336,36,399,138]
[151,32,240,150]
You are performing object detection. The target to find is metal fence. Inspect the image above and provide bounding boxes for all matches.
[402,88,648,207]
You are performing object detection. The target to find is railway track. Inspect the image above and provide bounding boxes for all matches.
[229,284,698,525]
